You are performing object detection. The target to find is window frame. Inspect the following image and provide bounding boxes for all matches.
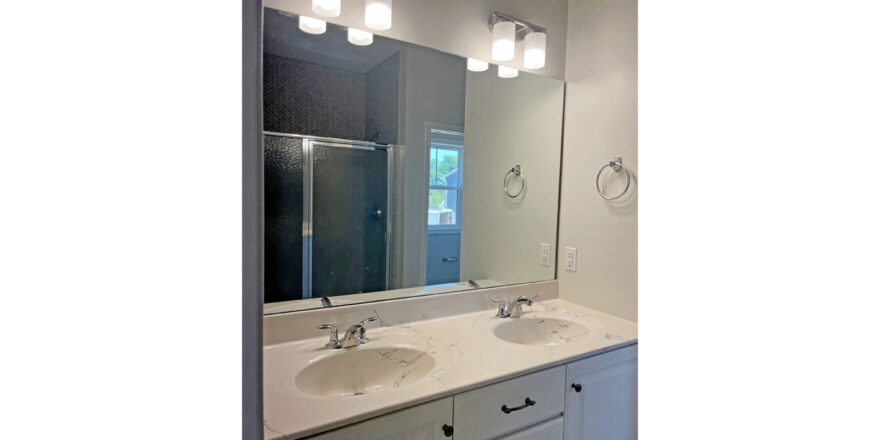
[426,124,464,234]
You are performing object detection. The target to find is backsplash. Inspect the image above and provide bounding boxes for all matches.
[263,280,559,346]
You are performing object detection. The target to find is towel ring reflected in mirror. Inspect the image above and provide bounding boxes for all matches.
[503,164,526,198]
[596,157,631,200]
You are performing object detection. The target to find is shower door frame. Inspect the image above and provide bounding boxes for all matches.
[263,132,398,299]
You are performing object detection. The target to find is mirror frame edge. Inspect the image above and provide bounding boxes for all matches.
[243,0,264,438]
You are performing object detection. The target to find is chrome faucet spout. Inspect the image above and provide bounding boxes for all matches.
[317,316,378,349]
[491,296,534,318]
[341,316,379,348]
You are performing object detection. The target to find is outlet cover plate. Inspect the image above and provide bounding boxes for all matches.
[540,243,552,266]
[564,247,577,272]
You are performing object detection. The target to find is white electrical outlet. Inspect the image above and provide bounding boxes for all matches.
[564,247,577,272]
[540,243,552,266]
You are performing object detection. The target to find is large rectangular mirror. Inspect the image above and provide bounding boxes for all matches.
[263,8,564,314]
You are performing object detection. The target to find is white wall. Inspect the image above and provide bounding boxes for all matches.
[460,70,564,284]
[557,0,638,321]
[264,0,569,80]
[398,46,467,288]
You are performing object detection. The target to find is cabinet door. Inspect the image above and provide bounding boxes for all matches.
[564,344,637,440]
[308,397,453,440]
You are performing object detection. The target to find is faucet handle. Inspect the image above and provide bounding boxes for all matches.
[355,316,379,342]
[359,316,379,327]
[317,324,340,349]
[490,299,507,317]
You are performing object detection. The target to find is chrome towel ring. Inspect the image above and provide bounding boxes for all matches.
[504,164,526,198]
[596,157,631,200]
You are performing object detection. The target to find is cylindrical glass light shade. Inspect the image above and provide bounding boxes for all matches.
[348,28,374,46]
[365,0,392,31]
[523,32,546,69]
[467,58,489,72]
[298,15,326,35]
[492,21,516,61]
[498,65,518,78]
[312,0,341,17]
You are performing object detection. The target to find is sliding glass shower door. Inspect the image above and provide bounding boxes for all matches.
[309,140,389,298]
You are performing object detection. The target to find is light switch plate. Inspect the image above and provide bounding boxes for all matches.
[564,247,577,272]
[540,243,552,266]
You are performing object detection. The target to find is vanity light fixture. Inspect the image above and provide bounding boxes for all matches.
[489,12,547,69]
[523,31,546,69]
[467,58,489,72]
[348,27,374,46]
[312,0,341,18]
[491,20,515,61]
[498,65,518,78]
[364,0,392,31]
[298,15,327,35]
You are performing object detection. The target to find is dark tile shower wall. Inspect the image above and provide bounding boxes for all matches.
[264,135,304,303]
[263,54,366,140]
[365,52,400,144]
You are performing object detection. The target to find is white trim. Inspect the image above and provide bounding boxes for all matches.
[426,123,465,233]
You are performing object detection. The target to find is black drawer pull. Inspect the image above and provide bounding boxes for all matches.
[501,397,536,414]
[572,383,583,393]
[442,424,454,437]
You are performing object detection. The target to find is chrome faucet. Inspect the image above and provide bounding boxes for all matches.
[317,317,379,349]
[491,296,534,318]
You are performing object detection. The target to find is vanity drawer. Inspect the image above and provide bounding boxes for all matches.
[453,366,565,440]
[306,397,452,440]
[497,416,563,440]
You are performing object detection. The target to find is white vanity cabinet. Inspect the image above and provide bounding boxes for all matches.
[564,344,638,440]
[453,366,565,439]
[303,344,636,440]
[307,397,453,440]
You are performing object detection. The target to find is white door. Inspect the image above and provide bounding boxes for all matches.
[563,344,638,440]
[308,397,454,440]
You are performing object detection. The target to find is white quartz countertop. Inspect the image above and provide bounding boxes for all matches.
[263,299,638,439]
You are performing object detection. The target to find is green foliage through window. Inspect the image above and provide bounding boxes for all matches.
[429,149,459,186]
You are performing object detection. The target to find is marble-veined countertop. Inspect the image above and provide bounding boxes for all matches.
[263,299,637,439]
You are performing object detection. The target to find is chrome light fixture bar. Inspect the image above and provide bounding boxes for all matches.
[488,12,547,69]
[488,12,546,43]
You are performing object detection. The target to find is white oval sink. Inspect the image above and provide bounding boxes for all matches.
[295,347,435,397]
[493,317,590,346]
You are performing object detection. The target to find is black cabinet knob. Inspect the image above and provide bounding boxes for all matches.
[571,383,583,393]
[442,424,454,437]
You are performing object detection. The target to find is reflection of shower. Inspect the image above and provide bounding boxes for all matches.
[264,132,398,303]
